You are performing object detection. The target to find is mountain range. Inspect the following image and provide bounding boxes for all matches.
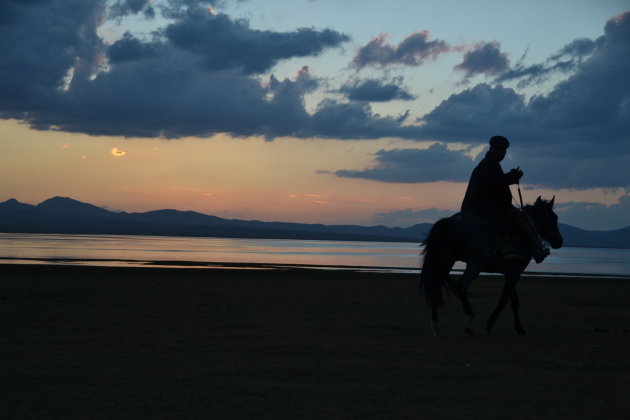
[1,196,629,248]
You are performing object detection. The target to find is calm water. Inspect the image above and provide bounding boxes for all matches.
[1,233,629,276]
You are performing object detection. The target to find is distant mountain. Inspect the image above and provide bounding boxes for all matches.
[36,196,115,219]
[0,197,431,243]
[558,223,630,249]
[1,197,629,248]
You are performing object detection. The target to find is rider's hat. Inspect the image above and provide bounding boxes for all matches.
[489,135,509,150]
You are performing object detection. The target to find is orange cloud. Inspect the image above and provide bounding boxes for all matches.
[111,147,126,157]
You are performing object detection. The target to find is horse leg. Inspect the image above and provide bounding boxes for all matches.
[457,262,481,294]
[430,304,443,337]
[511,287,526,335]
[455,264,480,335]
[461,294,475,336]
[483,274,517,335]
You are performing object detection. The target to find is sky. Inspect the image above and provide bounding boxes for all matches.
[1,0,629,230]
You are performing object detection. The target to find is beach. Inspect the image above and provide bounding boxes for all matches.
[1,264,629,419]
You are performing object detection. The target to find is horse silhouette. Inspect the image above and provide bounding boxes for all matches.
[420,196,564,336]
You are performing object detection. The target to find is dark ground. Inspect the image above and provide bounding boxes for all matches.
[1,264,629,419]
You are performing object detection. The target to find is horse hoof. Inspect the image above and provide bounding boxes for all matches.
[431,322,444,337]
[481,327,491,336]
[464,315,474,336]
[516,328,526,336]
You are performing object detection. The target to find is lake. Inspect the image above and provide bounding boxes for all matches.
[1,233,629,276]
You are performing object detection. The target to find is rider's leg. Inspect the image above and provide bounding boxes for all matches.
[511,207,549,263]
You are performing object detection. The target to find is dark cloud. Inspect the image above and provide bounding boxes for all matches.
[454,42,510,78]
[549,38,596,61]
[352,31,450,68]
[512,154,630,190]
[300,100,425,140]
[416,83,532,144]
[339,77,415,102]
[496,38,596,87]
[0,0,349,138]
[164,9,350,74]
[1,0,628,194]
[107,32,160,63]
[335,144,474,183]
[108,0,155,19]
[0,0,106,114]
[417,12,630,158]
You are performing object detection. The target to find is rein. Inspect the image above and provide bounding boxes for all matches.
[513,181,525,211]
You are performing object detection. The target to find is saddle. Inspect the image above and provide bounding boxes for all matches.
[456,211,529,263]
[493,227,528,262]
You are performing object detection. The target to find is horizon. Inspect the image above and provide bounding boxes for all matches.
[2,1,629,231]
[4,194,629,232]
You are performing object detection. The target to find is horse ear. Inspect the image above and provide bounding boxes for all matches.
[536,196,542,204]
[550,196,555,207]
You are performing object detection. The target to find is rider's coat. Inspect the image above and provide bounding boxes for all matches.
[460,151,521,229]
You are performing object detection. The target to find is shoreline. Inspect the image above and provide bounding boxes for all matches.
[1,263,629,418]
[2,257,629,280]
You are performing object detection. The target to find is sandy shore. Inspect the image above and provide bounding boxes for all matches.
[1,264,629,419]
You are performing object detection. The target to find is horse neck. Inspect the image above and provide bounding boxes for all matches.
[523,205,542,233]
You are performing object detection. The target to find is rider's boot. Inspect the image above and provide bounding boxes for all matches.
[518,211,550,264]
[533,246,550,264]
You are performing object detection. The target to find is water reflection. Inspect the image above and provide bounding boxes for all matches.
[1,233,629,276]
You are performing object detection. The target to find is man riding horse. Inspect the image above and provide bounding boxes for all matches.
[457,135,550,292]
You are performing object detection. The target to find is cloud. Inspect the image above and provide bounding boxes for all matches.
[408,12,630,189]
[163,9,350,74]
[335,144,474,183]
[352,31,450,68]
[339,77,415,102]
[555,195,630,230]
[1,2,628,193]
[0,0,106,114]
[510,154,630,190]
[107,32,161,63]
[0,0,349,139]
[108,0,155,19]
[454,41,510,78]
[416,83,532,144]
[373,207,455,227]
[299,100,425,140]
[495,38,596,87]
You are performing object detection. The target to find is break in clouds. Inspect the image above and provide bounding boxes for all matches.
[0,0,629,190]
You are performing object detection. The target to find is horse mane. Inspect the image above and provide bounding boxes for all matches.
[523,197,553,214]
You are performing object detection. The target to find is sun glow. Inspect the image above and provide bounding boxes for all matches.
[111,147,126,157]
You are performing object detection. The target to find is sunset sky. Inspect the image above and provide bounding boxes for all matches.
[1,0,629,230]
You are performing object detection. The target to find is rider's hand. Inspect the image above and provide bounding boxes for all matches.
[509,167,524,180]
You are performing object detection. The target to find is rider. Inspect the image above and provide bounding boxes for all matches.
[461,135,549,264]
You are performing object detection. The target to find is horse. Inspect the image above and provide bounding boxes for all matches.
[419,196,564,336]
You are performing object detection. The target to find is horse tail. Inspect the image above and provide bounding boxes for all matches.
[420,217,455,308]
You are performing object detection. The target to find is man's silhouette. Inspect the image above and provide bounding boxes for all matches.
[461,135,549,264]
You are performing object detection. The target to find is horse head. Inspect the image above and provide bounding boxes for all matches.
[527,196,564,249]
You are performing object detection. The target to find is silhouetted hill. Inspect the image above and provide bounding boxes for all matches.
[0,197,431,243]
[36,196,115,219]
[559,224,630,249]
[1,197,629,248]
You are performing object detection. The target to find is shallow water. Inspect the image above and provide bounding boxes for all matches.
[1,233,629,276]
